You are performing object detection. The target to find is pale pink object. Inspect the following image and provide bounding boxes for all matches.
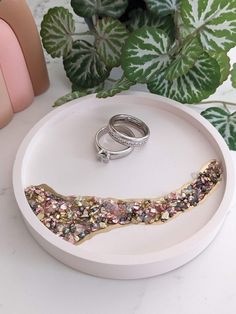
[13,93,235,279]
[0,19,34,113]
[0,66,13,127]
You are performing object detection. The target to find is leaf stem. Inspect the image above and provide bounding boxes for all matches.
[84,17,96,32]
[199,100,236,114]
[173,10,182,49]
[200,100,236,107]
[223,103,231,114]
[107,78,117,83]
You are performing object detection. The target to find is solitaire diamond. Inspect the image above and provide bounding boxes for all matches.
[97,150,110,163]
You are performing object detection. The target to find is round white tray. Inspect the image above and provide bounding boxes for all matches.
[13,92,235,279]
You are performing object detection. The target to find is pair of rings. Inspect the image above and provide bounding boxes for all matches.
[95,114,150,163]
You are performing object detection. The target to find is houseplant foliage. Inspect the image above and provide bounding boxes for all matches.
[41,0,236,150]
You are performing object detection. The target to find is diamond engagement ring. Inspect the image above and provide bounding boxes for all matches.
[108,114,150,147]
[95,125,135,163]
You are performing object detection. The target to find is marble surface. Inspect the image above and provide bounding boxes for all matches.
[0,1,236,313]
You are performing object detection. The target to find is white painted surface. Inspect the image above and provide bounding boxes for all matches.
[0,0,236,312]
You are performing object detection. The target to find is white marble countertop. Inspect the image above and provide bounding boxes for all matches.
[0,1,236,313]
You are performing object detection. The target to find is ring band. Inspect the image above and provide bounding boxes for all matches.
[108,114,150,147]
[95,126,134,163]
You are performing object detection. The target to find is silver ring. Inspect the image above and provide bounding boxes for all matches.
[108,114,150,147]
[95,126,135,163]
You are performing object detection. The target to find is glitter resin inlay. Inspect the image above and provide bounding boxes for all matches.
[24,160,223,245]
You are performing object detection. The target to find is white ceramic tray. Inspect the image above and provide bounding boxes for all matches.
[13,92,235,279]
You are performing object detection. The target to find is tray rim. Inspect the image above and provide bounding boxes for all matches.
[13,92,235,268]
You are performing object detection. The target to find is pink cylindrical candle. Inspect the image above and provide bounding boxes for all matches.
[0,0,50,95]
[0,19,34,113]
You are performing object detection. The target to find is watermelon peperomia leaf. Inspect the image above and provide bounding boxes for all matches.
[181,0,236,52]
[145,0,180,16]
[164,37,203,81]
[127,8,175,41]
[54,83,104,107]
[209,52,230,84]
[71,0,128,18]
[148,53,221,103]
[63,40,110,88]
[95,17,129,67]
[201,107,236,151]
[54,91,88,107]
[121,27,171,83]
[71,82,105,93]
[96,75,134,98]
[40,7,75,58]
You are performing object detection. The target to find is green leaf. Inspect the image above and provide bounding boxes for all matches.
[231,63,236,88]
[165,37,203,81]
[148,52,221,104]
[209,52,230,84]
[127,9,174,40]
[40,7,75,58]
[54,91,88,107]
[145,0,180,16]
[71,0,128,18]
[96,75,134,98]
[95,17,129,68]
[179,23,195,41]
[121,27,171,83]
[54,83,104,106]
[181,0,236,52]
[201,107,236,150]
[63,40,110,88]
[72,82,104,93]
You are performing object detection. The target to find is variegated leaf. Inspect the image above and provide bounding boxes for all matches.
[54,91,87,107]
[148,53,221,104]
[201,107,236,150]
[63,40,110,88]
[179,24,195,41]
[71,0,128,18]
[72,82,104,93]
[231,64,236,88]
[96,75,134,98]
[95,17,129,67]
[54,83,104,106]
[40,7,75,58]
[145,0,180,16]
[121,27,171,83]
[127,8,174,40]
[209,52,230,84]
[181,0,236,52]
[165,37,203,81]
